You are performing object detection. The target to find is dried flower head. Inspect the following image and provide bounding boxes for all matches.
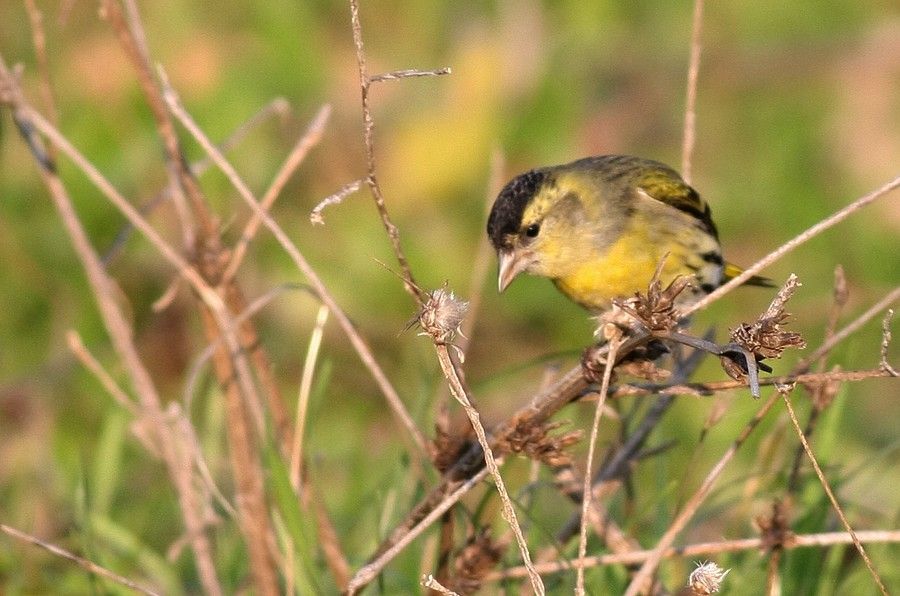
[615,257,692,332]
[451,528,507,594]
[688,561,730,595]
[724,275,806,385]
[416,286,468,344]
[503,420,582,468]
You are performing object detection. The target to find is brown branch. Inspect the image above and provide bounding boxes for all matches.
[1,524,161,596]
[489,529,900,581]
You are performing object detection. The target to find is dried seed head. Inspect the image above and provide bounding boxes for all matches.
[615,274,692,332]
[451,529,507,594]
[688,561,730,595]
[417,286,468,343]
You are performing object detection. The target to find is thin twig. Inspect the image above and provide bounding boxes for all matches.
[349,0,423,303]
[309,179,364,225]
[576,333,621,595]
[223,104,331,282]
[681,0,705,183]
[434,343,544,595]
[1,524,160,596]
[370,67,451,82]
[796,286,900,372]
[66,330,139,417]
[24,0,58,156]
[610,367,891,399]
[103,98,291,266]
[879,309,897,375]
[346,467,492,593]
[489,529,900,580]
[421,573,460,595]
[685,176,900,316]
[160,75,429,460]
[780,389,888,595]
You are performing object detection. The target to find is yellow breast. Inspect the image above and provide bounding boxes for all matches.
[552,213,720,311]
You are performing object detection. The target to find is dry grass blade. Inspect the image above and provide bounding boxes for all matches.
[879,309,897,375]
[310,179,364,225]
[1,524,161,596]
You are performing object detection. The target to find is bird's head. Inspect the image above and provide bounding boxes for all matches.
[486,166,599,292]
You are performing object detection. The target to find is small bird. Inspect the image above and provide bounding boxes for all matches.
[487,154,770,311]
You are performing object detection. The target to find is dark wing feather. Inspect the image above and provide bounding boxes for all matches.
[634,165,719,239]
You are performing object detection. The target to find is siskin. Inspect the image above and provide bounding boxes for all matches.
[487,154,770,311]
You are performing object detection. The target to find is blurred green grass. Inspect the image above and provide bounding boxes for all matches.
[1,1,898,593]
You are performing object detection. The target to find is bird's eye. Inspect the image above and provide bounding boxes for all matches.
[525,223,540,238]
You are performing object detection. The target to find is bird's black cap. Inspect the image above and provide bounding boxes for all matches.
[486,169,546,249]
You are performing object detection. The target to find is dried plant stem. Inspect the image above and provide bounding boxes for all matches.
[576,335,621,595]
[104,97,291,265]
[686,175,900,316]
[161,79,430,461]
[611,367,890,399]
[624,391,781,596]
[765,548,782,596]
[222,104,332,282]
[780,390,888,595]
[100,0,211,240]
[370,67,451,82]
[433,343,545,595]
[349,0,421,303]
[681,0,705,183]
[65,331,139,418]
[346,467,492,593]
[490,529,900,581]
[1,524,160,596]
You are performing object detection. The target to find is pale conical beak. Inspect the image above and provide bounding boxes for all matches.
[497,248,530,293]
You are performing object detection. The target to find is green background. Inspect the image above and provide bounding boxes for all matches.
[1,1,897,593]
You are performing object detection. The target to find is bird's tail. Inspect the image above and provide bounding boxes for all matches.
[723,263,775,288]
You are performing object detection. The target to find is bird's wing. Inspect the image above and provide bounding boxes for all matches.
[634,169,719,238]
